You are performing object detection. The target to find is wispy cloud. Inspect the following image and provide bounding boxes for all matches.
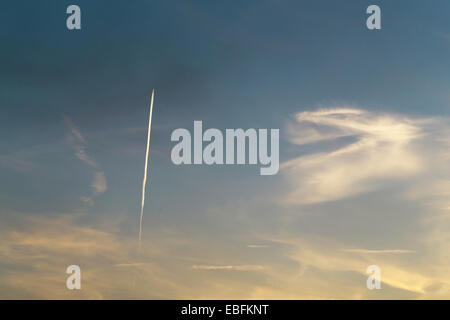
[63,115,107,204]
[270,236,435,297]
[113,263,148,267]
[192,265,265,271]
[247,244,270,248]
[3,107,450,299]
[271,107,450,297]
[0,215,271,299]
[92,171,107,195]
[281,108,424,205]
[0,154,35,171]
[63,115,97,168]
[342,249,415,254]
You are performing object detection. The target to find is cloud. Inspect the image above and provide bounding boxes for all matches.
[192,265,265,271]
[0,216,126,299]
[0,215,274,299]
[247,244,270,248]
[269,236,438,297]
[63,115,107,204]
[281,108,424,205]
[63,115,97,168]
[270,107,450,297]
[3,107,450,299]
[342,249,415,254]
[113,263,148,267]
[92,171,107,195]
[0,154,35,171]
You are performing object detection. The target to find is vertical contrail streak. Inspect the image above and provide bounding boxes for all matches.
[138,89,155,251]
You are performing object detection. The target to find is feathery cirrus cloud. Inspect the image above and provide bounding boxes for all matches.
[63,115,107,205]
[281,108,425,205]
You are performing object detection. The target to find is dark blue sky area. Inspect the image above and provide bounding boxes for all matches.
[1,0,449,217]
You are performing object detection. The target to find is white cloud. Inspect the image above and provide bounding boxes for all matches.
[281,108,424,204]
[271,107,450,297]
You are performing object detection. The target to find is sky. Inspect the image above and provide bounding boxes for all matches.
[1,0,450,299]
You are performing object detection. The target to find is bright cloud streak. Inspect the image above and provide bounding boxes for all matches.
[282,108,424,205]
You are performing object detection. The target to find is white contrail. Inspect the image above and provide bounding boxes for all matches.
[138,89,155,251]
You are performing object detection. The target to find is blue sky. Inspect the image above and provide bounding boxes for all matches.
[1,0,450,298]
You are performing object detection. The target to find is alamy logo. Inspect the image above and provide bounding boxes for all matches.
[66,5,81,30]
[171,121,279,175]
[366,5,381,30]
[366,265,381,290]
[66,265,81,290]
